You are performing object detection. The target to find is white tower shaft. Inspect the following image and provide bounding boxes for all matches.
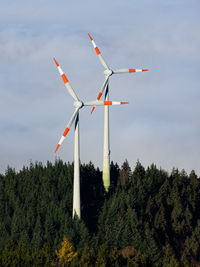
[73,113,81,218]
[102,84,110,191]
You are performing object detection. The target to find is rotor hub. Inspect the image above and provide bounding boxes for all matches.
[104,69,113,76]
[74,101,83,109]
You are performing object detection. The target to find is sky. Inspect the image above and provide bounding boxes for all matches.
[0,0,200,175]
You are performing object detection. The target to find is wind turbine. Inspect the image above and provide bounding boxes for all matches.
[53,57,129,218]
[88,33,148,192]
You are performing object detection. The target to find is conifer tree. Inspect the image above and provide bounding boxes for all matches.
[56,236,78,265]
[32,215,43,248]
[95,244,110,267]
[119,160,131,185]
[132,160,145,183]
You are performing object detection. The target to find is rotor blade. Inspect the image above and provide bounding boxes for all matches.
[88,33,109,70]
[53,58,79,101]
[113,68,148,74]
[84,101,129,106]
[98,75,109,100]
[55,108,79,153]
[90,76,109,114]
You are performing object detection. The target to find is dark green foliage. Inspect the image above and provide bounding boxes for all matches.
[110,161,120,192]
[97,162,200,266]
[0,239,52,267]
[80,161,105,233]
[0,160,200,266]
[118,159,131,185]
[0,160,89,251]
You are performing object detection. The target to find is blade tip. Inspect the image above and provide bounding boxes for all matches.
[91,106,95,114]
[53,57,59,67]
[88,33,93,41]
[55,144,60,153]
[97,92,102,100]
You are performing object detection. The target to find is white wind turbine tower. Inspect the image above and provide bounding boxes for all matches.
[88,33,148,192]
[53,57,129,218]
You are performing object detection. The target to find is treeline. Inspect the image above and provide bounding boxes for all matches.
[0,160,200,266]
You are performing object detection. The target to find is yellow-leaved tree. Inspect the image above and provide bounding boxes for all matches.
[56,237,78,265]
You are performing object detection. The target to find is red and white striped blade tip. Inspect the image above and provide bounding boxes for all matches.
[97,92,102,100]
[88,33,93,41]
[91,92,102,114]
[91,106,95,114]
[104,101,129,105]
[54,127,70,153]
[55,144,60,153]
[53,57,59,67]
[129,69,149,73]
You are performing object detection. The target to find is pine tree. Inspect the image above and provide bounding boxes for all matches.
[79,244,95,267]
[119,160,131,185]
[132,160,145,184]
[31,215,43,248]
[110,161,120,192]
[162,245,179,267]
[95,244,110,267]
[56,236,78,265]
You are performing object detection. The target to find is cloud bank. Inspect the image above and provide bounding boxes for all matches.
[0,0,200,175]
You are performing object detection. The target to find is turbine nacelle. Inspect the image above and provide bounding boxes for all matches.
[74,101,83,109]
[104,69,113,77]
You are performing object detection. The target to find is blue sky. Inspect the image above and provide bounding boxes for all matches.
[0,0,200,174]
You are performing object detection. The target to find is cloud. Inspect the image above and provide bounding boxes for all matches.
[0,0,200,175]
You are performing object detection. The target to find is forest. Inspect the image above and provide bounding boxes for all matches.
[0,159,200,266]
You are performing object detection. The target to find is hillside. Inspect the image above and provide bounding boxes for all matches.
[0,160,200,266]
